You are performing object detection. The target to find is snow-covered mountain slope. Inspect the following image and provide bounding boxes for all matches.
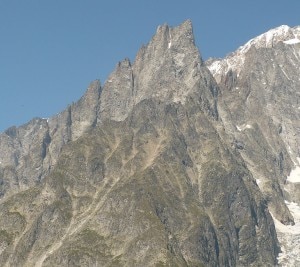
[207,25,300,83]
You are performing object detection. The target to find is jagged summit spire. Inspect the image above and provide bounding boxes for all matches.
[99,20,213,122]
[150,20,196,53]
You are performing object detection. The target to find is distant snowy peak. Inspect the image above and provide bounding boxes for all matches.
[239,25,300,53]
[207,25,300,82]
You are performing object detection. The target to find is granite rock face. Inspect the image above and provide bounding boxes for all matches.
[1,21,299,266]
[207,26,300,266]
[207,25,300,222]
[99,20,216,121]
[0,80,101,199]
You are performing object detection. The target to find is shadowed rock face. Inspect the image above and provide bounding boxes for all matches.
[1,20,299,266]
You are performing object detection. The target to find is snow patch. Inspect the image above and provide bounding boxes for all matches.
[207,61,222,75]
[273,201,300,266]
[238,25,291,54]
[284,38,300,45]
[168,29,172,49]
[207,25,300,81]
[287,158,300,183]
[236,124,252,131]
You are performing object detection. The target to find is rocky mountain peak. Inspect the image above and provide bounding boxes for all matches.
[1,21,300,266]
[153,19,195,50]
[99,20,211,122]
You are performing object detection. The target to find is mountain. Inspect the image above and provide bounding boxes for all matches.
[0,20,299,266]
[206,24,300,266]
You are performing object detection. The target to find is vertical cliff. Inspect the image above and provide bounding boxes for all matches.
[2,21,299,266]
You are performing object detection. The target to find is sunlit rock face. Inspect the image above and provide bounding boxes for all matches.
[207,25,300,266]
[1,21,300,266]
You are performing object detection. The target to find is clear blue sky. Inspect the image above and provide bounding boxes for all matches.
[1,0,299,132]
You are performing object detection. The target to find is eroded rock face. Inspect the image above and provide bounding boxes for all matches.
[2,21,299,266]
[206,26,300,224]
[0,98,279,266]
[98,20,216,121]
[0,80,101,199]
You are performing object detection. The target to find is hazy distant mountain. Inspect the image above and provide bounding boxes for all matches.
[0,20,299,266]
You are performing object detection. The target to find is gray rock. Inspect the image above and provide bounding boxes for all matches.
[2,21,299,266]
[207,25,300,224]
[0,80,101,199]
